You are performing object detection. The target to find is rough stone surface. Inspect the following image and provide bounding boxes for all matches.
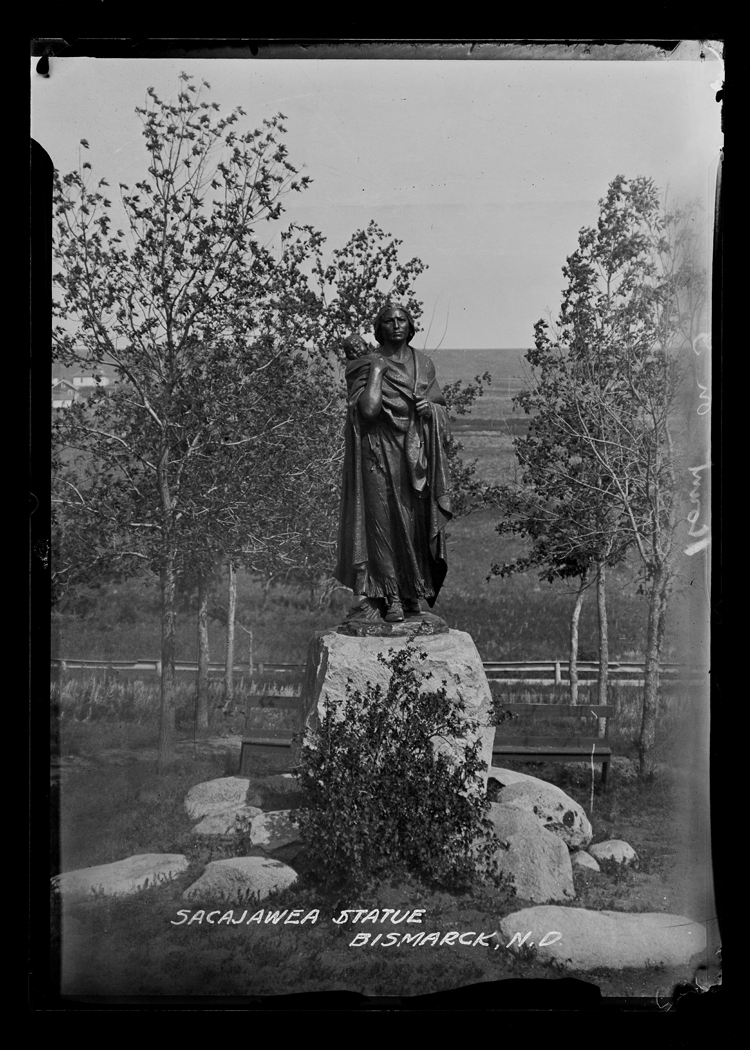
[246,774,304,810]
[52,853,189,899]
[249,810,302,852]
[185,777,252,820]
[191,804,262,837]
[500,906,707,971]
[296,629,495,791]
[488,803,575,903]
[494,778,593,849]
[571,850,601,873]
[589,839,639,867]
[488,767,545,790]
[182,857,297,902]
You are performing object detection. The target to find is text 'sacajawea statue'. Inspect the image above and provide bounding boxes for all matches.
[335,303,453,628]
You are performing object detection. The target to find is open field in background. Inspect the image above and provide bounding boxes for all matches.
[51,346,706,703]
[51,506,699,667]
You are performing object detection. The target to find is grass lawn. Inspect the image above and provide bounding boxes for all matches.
[48,712,714,1005]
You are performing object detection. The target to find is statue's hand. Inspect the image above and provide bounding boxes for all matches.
[415,399,433,418]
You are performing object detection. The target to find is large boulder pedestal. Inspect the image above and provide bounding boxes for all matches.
[294,629,496,793]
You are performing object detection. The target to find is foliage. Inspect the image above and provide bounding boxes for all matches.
[503,175,685,579]
[294,642,499,892]
[310,218,427,340]
[52,75,345,764]
[490,176,693,763]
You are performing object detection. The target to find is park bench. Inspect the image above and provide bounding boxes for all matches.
[492,703,614,789]
[239,692,299,776]
[240,698,615,786]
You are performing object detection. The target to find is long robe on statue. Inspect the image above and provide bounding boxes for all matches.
[335,346,453,606]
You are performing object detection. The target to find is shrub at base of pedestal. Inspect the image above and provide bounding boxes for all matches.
[292,633,499,892]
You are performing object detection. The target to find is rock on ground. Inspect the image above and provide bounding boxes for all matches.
[52,853,189,899]
[589,839,639,866]
[488,803,575,903]
[182,857,297,903]
[571,850,601,872]
[500,906,707,970]
[488,767,545,790]
[191,804,261,837]
[246,774,304,810]
[249,810,302,852]
[184,777,252,820]
[493,778,593,849]
[296,629,495,793]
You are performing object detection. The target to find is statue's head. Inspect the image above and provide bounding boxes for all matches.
[342,332,371,360]
[373,302,417,345]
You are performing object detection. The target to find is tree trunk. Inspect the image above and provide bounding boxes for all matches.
[158,557,178,770]
[196,572,211,730]
[639,565,667,776]
[596,559,609,734]
[569,570,589,704]
[224,560,237,708]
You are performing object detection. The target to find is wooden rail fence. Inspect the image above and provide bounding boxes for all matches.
[51,657,706,689]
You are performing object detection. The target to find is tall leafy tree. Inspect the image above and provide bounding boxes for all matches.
[493,176,690,771]
[52,74,338,766]
[52,75,481,751]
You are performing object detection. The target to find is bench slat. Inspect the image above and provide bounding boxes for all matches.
[497,704,614,716]
[494,742,612,753]
[494,734,609,749]
[242,729,294,746]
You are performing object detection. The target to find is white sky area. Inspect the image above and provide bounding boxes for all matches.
[32,57,722,349]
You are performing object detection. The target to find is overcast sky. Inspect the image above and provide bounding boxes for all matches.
[32,56,722,349]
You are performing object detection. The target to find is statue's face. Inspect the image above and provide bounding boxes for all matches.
[380,308,409,343]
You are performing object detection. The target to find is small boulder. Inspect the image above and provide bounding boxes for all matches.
[488,803,575,903]
[298,631,496,794]
[571,850,601,873]
[589,839,639,867]
[500,906,707,970]
[249,810,302,852]
[488,767,545,790]
[245,774,304,810]
[182,856,297,902]
[191,804,262,837]
[494,778,593,849]
[52,853,189,899]
[185,777,252,820]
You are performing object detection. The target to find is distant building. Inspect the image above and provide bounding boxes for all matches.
[51,374,116,410]
[51,378,77,410]
[71,375,112,389]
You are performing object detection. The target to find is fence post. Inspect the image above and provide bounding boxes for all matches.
[554,660,562,686]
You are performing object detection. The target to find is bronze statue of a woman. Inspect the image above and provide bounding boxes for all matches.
[335,303,453,624]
